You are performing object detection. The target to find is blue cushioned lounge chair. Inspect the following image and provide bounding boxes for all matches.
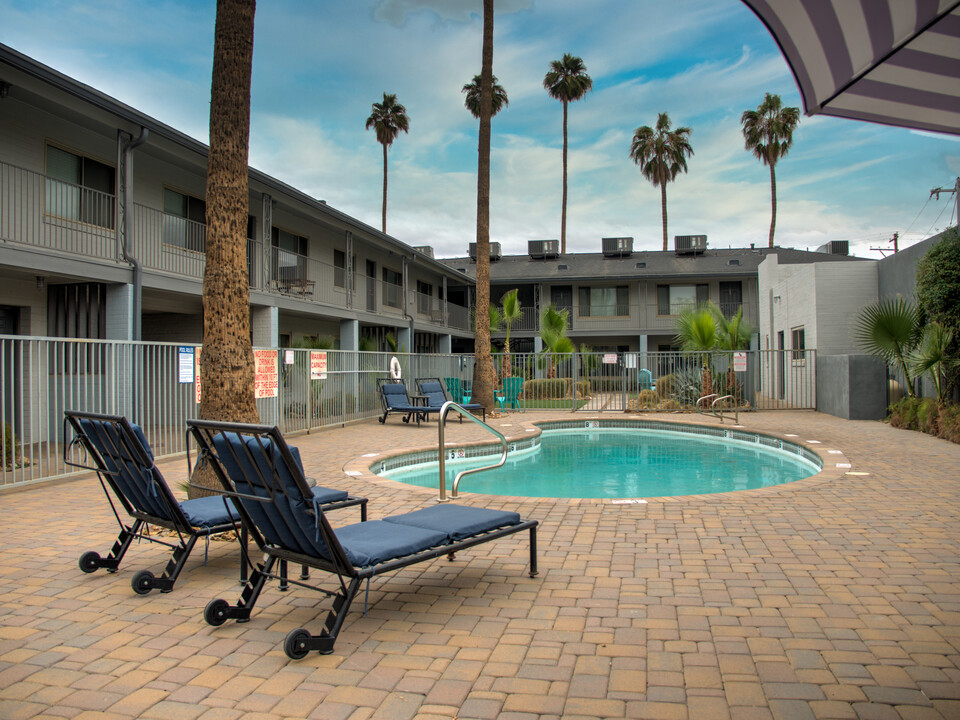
[376,377,440,425]
[186,419,538,659]
[64,410,366,595]
[415,377,486,422]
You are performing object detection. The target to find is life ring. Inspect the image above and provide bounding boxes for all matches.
[389,356,402,380]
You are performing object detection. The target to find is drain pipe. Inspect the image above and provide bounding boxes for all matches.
[402,254,415,351]
[121,128,148,340]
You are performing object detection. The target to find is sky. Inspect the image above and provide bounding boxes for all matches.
[2,0,959,260]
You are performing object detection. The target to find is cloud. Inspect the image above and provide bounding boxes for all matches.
[372,0,532,27]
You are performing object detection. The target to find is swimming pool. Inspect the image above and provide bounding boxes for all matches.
[377,421,822,499]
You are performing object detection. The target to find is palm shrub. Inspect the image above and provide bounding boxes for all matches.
[499,289,521,378]
[855,298,924,397]
[540,305,575,378]
[675,305,717,397]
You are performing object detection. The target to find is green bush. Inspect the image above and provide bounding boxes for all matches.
[656,374,675,399]
[637,389,657,408]
[888,397,960,444]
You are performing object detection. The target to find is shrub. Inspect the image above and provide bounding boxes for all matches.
[888,397,960,444]
[656,374,675,399]
[940,404,960,443]
[637,389,657,408]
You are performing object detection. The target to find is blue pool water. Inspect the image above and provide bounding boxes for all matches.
[381,428,820,499]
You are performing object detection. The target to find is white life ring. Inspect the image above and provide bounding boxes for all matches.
[389,356,402,380]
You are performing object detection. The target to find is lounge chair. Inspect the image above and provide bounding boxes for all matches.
[444,377,467,404]
[415,377,486,422]
[64,410,366,595]
[376,377,440,425]
[186,419,538,658]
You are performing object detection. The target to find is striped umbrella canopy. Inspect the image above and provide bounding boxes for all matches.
[742,0,960,135]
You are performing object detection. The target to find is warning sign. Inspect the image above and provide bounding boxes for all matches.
[194,346,202,404]
[254,349,279,399]
[734,352,747,373]
[310,351,328,380]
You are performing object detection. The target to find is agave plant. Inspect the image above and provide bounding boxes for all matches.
[855,298,924,397]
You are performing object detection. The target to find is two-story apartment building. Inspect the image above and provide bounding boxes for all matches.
[443,237,864,355]
[0,43,474,354]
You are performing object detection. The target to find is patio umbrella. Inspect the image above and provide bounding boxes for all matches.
[742,0,960,135]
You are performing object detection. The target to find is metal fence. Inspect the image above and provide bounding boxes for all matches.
[0,336,813,489]
[488,349,817,413]
[0,337,472,489]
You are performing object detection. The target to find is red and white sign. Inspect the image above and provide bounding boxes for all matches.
[254,349,279,399]
[310,351,328,380]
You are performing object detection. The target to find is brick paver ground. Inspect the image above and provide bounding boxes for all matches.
[1,410,958,720]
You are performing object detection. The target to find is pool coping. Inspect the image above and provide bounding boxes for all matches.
[342,415,853,505]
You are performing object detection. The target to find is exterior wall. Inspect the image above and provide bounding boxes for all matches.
[877,233,941,301]
[816,354,887,420]
[813,263,877,354]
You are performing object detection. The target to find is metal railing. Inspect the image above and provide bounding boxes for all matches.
[436,401,507,502]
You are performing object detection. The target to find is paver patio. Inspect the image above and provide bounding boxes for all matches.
[1,410,958,720]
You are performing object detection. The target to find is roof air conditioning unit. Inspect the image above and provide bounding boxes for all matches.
[675,234,707,254]
[528,239,560,259]
[413,245,434,258]
[468,242,502,261]
[602,237,633,257]
[815,240,849,256]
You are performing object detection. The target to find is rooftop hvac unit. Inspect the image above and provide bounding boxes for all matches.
[816,240,849,256]
[468,242,502,261]
[602,237,633,257]
[674,234,707,254]
[528,239,560,258]
[413,245,434,258]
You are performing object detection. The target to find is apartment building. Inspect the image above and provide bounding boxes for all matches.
[0,43,474,354]
[443,236,865,355]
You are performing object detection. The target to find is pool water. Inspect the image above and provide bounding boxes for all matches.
[382,429,820,499]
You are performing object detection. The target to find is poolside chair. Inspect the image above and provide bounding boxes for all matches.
[638,368,655,392]
[376,377,440,425]
[186,419,538,658]
[64,410,366,595]
[444,377,466,404]
[416,378,486,422]
[501,376,524,411]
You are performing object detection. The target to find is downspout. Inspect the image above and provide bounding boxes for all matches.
[402,255,415,351]
[121,128,148,340]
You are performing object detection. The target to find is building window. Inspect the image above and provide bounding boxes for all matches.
[578,286,628,316]
[791,326,806,362]
[417,280,433,315]
[272,227,308,284]
[163,188,206,251]
[382,267,402,308]
[657,284,708,315]
[718,281,743,318]
[334,250,356,289]
[44,145,115,228]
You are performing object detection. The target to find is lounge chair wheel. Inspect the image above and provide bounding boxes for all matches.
[79,551,101,574]
[204,598,230,627]
[284,628,311,660]
[132,569,155,595]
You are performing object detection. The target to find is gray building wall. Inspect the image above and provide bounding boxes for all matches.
[877,233,944,301]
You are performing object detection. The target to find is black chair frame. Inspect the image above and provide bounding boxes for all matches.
[376,377,441,425]
[187,419,538,659]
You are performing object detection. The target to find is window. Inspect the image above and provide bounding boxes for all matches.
[718,281,743,318]
[416,280,433,315]
[791,327,806,362]
[272,227,308,283]
[334,250,357,289]
[382,267,402,308]
[45,145,115,228]
[657,284,708,315]
[578,286,628,316]
[163,188,206,251]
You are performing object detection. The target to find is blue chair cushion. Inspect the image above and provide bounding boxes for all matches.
[179,495,238,528]
[334,520,448,567]
[384,504,521,541]
[310,485,350,504]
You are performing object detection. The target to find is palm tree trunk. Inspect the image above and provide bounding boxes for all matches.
[381,142,388,233]
[561,99,568,255]
[768,163,777,248]
[196,0,258,497]
[472,0,495,411]
[660,180,668,252]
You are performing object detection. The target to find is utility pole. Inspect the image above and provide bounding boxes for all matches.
[871,231,899,257]
[930,176,960,227]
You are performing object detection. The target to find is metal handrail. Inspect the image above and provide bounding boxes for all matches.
[696,393,738,424]
[437,400,508,502]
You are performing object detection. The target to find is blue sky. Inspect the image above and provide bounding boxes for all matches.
[3,0,958,258]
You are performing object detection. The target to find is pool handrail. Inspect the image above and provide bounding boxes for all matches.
[436,400,508,502]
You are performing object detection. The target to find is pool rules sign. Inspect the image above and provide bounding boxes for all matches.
[734,352,747,373]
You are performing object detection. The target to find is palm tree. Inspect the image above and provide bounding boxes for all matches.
[540,305,575,378]
[365,93,409,234]
[855,297,924,397]
[499,288,521,377]
[711,304,754,400]
[543,53,592,254]
[741,93,800,247]
[194,0,258,497]
[471,0,496,412]
[629,112,693,252]
[911,323,957,403]
[463,74,508,118]
[675,305,718,398]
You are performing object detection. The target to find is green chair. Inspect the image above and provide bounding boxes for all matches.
[444,377,466,404]
[501,376,524,411]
